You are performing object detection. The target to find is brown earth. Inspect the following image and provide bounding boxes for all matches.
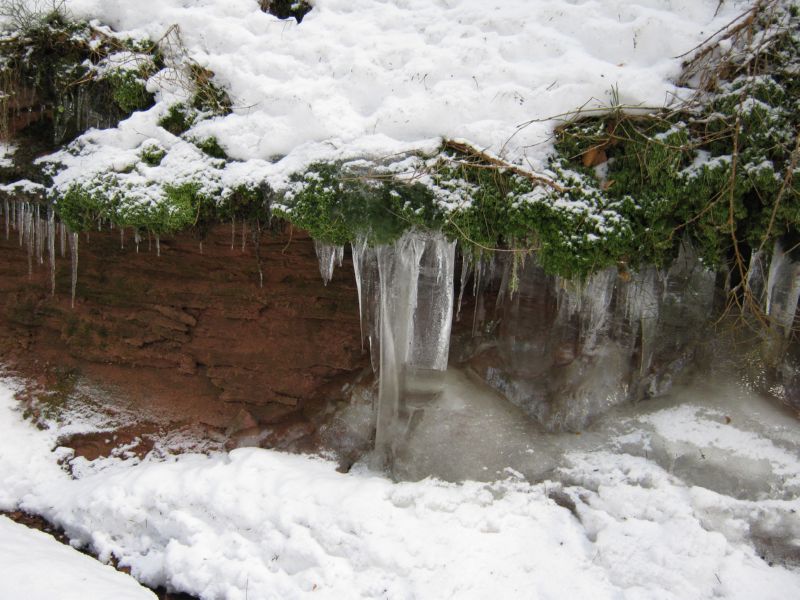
[0,222,369,452]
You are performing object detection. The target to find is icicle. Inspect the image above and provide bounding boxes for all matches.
[36,205,44,265]
[747,249,768,307]
[48,207,55,296]
[335,245,344,267]
[314,240,344,285]
[578,268,617,353]
[3,198,8,240]
[134,230,141,253]
[625,267,661,375]
[120,228,125,250]
[59,222,66,258]
[11,199,15,232]
[765,240,800,338]
[456,250,471,322]
[155,234,160,257]
[199,240,203,254]
[241,221,247,252]
[70,231,78,308]
[471,255,487,336]
[18,201,24,247]
[352,235,380,363]
[25,205,33,278]
[372,230,456,472]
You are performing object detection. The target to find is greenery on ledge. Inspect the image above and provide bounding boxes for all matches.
[1,1,797,286]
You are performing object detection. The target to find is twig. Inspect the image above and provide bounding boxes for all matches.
[443,139,566,192]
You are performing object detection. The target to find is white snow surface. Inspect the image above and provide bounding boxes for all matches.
[2,374,800,599]
[0,516,157,600]
[39,0,749,193]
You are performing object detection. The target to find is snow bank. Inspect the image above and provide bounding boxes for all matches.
[0,516,157,600]
[2,375,800,599]
[41,0,749,193]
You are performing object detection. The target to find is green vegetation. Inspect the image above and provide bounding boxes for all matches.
[104,69,153,115]
[0,2,157,146]
[194,136,227,159]
[158,103,195,135]
[278,0,800,279]
[2,1,797,289]
[188,64,232,116]
[140,142,166,166]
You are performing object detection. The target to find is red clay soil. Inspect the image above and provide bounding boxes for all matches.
[0,222,369,453]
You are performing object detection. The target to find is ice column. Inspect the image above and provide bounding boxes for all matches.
[70,231,78,308]
[25,205,33,277]
[766,240,800,338]
[625,267,661,374]
[372,230,456,471]
[314,240,344,285]
[351,235,380,370]
[48,208,56,296]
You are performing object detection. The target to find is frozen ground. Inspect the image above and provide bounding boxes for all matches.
[1,371,799,600]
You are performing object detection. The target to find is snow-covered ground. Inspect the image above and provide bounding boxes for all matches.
[2,372,799,599]
[37,0,751,196]
[0,516,156,600]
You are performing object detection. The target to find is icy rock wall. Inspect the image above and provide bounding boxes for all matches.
[484,242,720,431]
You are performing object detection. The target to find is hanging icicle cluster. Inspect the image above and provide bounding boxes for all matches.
[0,199,74,303]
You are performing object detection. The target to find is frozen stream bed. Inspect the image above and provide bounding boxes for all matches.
[1,372,799,599]
[395,369,800,500]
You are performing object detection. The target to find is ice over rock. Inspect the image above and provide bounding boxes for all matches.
[305,222,800,475]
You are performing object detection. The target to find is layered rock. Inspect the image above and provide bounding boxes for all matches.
[0,223,367,440]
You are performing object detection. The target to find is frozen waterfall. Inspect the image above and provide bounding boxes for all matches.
[348,230,456,471]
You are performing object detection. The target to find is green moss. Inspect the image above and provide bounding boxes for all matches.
[194,136,227,159]
[278,162,441,246]
[189,64,232,116]
[105,69,154,114]
[140,142,166,166]
[158,103,195,135]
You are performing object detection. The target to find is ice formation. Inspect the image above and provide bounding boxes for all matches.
[314,240,345,286]
[69,231,78,309]
[488,241,721,430]
[766,240,800,339]
[345,230,457,470]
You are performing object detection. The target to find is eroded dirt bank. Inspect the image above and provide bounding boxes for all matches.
[0,223,368,448]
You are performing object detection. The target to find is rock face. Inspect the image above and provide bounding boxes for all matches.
[0,224,368,436]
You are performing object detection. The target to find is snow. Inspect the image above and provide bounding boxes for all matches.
[2,373,800,599]
[32,0,750,204]
[0,143,14,168]
[0,516,157,600]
